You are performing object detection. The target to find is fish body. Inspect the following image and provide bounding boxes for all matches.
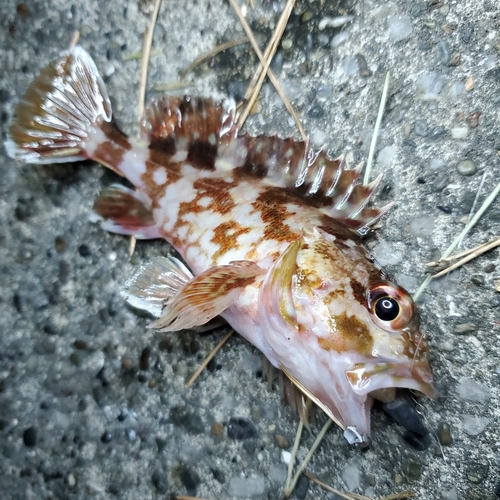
[6,47,436,445]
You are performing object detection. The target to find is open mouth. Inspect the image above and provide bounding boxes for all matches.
[345,361,438,400]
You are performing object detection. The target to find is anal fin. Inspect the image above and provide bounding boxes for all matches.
[150,260,265,332]
[93,184,160,239]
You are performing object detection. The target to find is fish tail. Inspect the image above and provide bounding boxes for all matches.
[5,46,129,174]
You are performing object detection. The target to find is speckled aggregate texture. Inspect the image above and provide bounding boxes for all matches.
[1,0,499,499]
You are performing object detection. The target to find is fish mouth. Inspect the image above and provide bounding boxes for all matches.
[345,361,438,400]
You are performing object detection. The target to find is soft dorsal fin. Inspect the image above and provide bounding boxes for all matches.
[141,97,391,234]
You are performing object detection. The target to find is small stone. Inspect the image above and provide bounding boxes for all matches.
[454,323,476,334]
[74,339,87,350]
[436,40,450,65]
[456,160,477,176]
[465,76,474,91]
[342,56,358,76]
[449,53,461,66]
[227,417,258,440]
[466,111,481,128]
[100,431,112,443]
[122,357,134,372]
[155,437,167,452]
[490,296,500,307]
[281,38,293,50]
[437,205,452,214]
[228,474,265,498]
[78,244,91,257]
[151,469,168,493]
[483,263,495,273]
[381,394,427,436]
[117,408,128,422]
[54,236,66,253]
[275,434,289,448]
[403,430,430,451]
[440,486,458,500]
[355,53,372,77]
[406,460,422,481]
[170,406,204,435]
[377,145,397,168]
[466,459,489,484]
[294,474,309,499]
[451,127,468,139]
[430,125,447,139]
[67,473,76,488]
[388,15,412,42]
[211,467,226,484]
[139,346,151,371]
[211,422,224,437]
[462,415,489,436]
[456,378,490,403]
[414,120,429,137]
[417,73,443,99]
[470,275,485,286]
[433,173,449,192]
[179,466,199,496]
[437,422,453,446]
[125,428,136,442]
[23,426,37,447]
[365,473,376,487]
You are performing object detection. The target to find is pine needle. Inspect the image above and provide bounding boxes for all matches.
[238,0,296,127]
[138,0,163,120]
[428,236,500,278]
[363,71,390,185]
[186,330,234,387]
[284,420,303,494]
[283,418,332,498]
[179,37,249,78]
[414,177,500,301]
[228,0,306,140]
[304,472,414,500]
[69,31,80,49]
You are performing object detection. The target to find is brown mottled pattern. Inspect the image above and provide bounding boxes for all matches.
[187,140,218,170]
[252,187,302,242]
[318,311,374,356]
[211,221,251,262]
[92,122,131,174]
[190,178,237,215]
[350,278,367,306]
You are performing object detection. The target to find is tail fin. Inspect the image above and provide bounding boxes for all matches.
[6,46,112,164]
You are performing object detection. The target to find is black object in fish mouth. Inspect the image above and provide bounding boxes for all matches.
[380,390,430,449]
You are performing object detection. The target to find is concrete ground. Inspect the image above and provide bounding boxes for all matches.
[1,0,499,498]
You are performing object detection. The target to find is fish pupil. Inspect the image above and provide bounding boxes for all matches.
[375,297,400,321]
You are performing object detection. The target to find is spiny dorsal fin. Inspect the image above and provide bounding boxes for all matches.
[141,97,391,233]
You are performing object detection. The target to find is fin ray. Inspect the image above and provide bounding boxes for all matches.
[150,260,264,332]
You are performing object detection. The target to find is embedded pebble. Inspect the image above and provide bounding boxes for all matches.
[449,83,466,96]
[179,466,199,496]
[372,241,403,266]
[318,15,353,30]
[341,460,361,490]
[169,406,204,434]
[417,73,443,99]
[466,459,489,484]
[470,274,485,286]
[451,127,468,139]
[228,474,265,498]
[429,125,447,139]
[462,415,490,436]
[440,486,458,500]
[151,469,168,493]
[342,56,358,76]
[429,158,445,169]
[388,15,412,42]
[414,120,428,136]
[466,111,481,128]
[331,30,350,47]
[23,426,37,447]
[454,323,476,334]
[377,145,397,168]
[409,216,435,237]
[437,422,453,446]
[456,160,477,176]
[456,378,490,403]
[436,40,451,65]
[406,460,422,481]
[227,417,258,440]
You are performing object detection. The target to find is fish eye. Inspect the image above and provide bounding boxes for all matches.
[374,296,400,321]
[368,282,415,331]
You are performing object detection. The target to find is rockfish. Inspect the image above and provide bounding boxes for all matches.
[6,46,436,445]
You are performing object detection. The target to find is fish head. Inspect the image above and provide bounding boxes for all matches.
[259,227,436,445]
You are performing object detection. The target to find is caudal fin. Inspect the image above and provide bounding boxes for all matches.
[6,46,112,164]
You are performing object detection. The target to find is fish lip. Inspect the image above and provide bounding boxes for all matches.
[345,361,438,399]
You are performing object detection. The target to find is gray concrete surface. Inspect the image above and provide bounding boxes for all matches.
[1,0,499,499]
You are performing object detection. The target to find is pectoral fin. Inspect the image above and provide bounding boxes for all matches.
[150,260,265,332]
[93,184,160,239]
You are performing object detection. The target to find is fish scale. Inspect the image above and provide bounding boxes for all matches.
[6,45,436,446]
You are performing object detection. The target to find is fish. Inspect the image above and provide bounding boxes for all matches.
[6,46,437,446]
